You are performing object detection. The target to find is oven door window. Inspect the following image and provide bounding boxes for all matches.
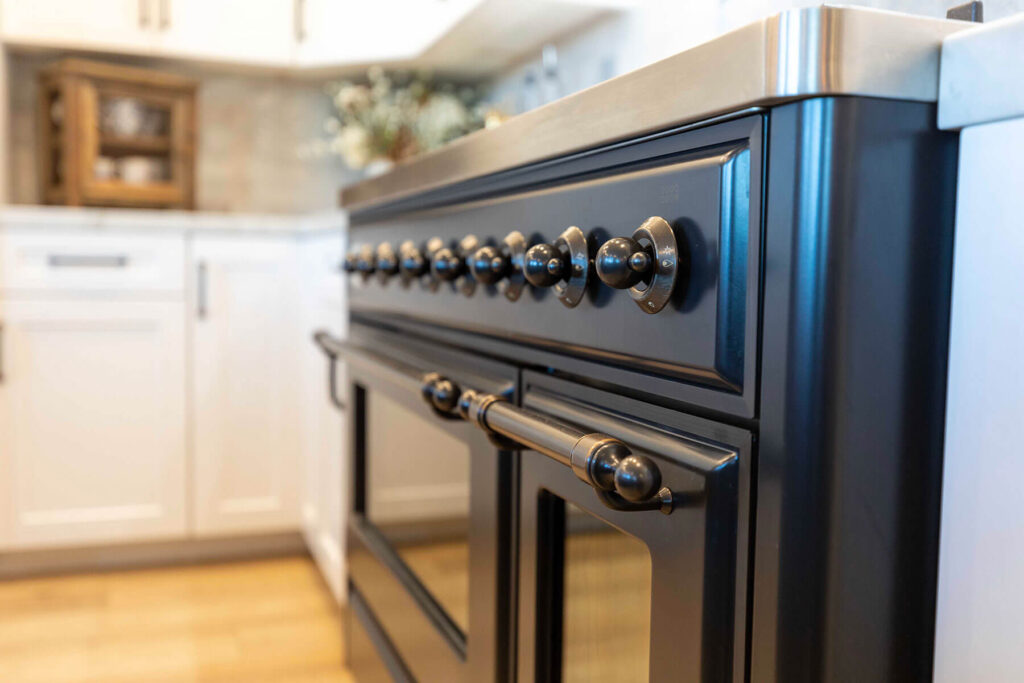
[519,372,751,683]
[559,497,653,682]
[365,390,472,633]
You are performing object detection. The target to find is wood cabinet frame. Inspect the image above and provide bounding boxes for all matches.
[38,58,196,209]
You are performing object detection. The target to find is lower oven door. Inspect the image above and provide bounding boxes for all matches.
[339,328,516,682]
[515,372,752,683]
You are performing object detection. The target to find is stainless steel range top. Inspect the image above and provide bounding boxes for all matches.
[341,5,967,212]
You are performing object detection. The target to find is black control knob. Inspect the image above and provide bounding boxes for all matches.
[342,252,359,273]
[375,244,399,280]
[399,243,428,279]
[595,237,652,289]
[469,245,508,285]
[523,242,567,288]
[355,248,376,275]
[431,247,464,282]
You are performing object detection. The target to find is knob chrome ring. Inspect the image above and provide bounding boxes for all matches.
[497,231,527,302]
[552,226,588,308]
[628,217,677,314]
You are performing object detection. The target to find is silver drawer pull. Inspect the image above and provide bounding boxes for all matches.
[48,254,129,268]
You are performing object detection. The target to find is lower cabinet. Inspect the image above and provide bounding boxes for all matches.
[298,230,348,602]
[0,299,187,549]
[190,234,302,536]
[0,225,345,593]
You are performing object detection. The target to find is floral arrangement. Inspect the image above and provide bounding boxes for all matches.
[323,67,503,172]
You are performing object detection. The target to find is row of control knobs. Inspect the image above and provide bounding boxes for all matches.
[344,216,681,314]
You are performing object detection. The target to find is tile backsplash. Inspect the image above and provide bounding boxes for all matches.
[7,53,357,213]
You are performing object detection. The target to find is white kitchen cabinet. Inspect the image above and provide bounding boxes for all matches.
[0,0,154,53]
[190,234,301,536]
[155,0,295,66]
[0,299,188,550]
[298,230,347,602]
[296,0,481,67]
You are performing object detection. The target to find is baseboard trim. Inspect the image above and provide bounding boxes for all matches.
[0,531,307,579]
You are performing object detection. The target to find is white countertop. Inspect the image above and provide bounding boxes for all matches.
[0,205,347,234]
[939,12,1024,129]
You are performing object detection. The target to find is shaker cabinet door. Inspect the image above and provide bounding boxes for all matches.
[0,299,188,550]
[190,235,301,536]
[0,0,154,53]
[155,0,294,66]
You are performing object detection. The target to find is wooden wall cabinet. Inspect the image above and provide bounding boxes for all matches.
[38,59,196,209]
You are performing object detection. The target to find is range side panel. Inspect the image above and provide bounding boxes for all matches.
[752,97,958,682]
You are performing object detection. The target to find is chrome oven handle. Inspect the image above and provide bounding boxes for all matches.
[422,374,675,514]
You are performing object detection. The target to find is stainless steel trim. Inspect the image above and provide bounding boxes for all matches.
[341,6,969,212]
[938,13,1024,129]
[196,261,207,320]
[48,254,128,268]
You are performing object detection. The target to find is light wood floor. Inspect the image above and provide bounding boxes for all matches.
[0,555,354,683]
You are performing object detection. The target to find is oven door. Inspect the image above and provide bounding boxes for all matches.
[323,326,516,682]
[515,372,751,683]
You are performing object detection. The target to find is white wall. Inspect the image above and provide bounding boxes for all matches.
[490,0,1024,114]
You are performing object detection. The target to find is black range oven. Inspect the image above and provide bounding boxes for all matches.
[316,88,958,683]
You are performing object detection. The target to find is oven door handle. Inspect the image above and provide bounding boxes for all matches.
[421,373,733,515]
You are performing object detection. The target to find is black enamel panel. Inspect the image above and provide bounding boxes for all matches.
[751,97,958,683]
[348,115,763,418]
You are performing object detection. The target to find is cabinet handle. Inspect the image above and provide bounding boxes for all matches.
[48,254,128,268]
[196,261,207,319]
[159,0,170,29]
[312,332,346,411]
[139,0,151,28]
[295,0,306,42]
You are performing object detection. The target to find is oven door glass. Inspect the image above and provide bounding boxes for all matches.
[518,372,752,683]
[345,329,516,683]
[364,389,473,631]
[560,499,653,682]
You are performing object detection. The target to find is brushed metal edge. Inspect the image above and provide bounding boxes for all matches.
[342,5,969,212]
[938,13,1024,130]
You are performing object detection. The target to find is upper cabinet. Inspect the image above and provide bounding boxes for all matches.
[154,0,295,66]
[295,0,480,67]
[0,0,154,53]
[0,0,629,75]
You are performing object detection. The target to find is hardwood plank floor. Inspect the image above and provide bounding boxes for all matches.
[0,555,353,683]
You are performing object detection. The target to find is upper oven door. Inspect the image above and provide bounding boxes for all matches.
[515,371,752,683]
[342,325,516,683]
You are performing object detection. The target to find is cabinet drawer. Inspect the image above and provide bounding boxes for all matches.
[0,231,185,295]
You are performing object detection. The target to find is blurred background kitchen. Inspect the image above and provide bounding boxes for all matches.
[0,1,1020,682]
